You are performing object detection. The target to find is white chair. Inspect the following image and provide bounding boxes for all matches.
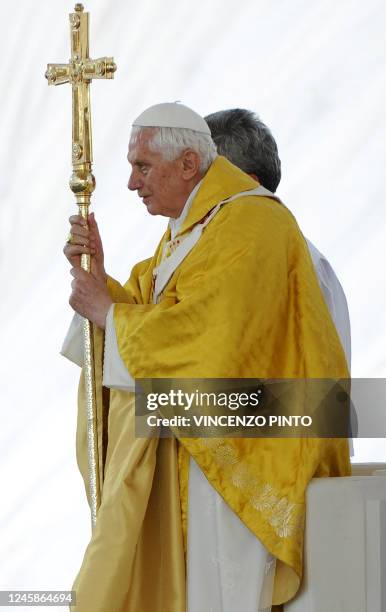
[284,463,386,612]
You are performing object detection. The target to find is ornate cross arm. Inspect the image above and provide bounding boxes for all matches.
[45,4,116,530]
[45,57,116,85]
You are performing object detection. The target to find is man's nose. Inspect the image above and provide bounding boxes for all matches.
[128,171,142,191]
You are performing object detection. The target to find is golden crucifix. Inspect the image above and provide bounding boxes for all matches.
[45,3,116,529]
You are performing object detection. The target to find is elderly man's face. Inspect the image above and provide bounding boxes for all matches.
[127,129,187,218]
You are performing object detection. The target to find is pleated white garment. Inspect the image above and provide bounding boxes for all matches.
[187,457,274,612]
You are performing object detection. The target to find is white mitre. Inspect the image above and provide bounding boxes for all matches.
[132,102,211,135]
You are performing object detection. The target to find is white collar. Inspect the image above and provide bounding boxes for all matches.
[169,179,203,240]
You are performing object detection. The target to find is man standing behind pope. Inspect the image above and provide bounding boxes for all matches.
[62,102,350,611]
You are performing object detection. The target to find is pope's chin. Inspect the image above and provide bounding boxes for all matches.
[144,199,160,216]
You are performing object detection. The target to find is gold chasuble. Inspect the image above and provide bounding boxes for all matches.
[73,156,350,611]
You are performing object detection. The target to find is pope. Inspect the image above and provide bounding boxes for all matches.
[62,102,350,612]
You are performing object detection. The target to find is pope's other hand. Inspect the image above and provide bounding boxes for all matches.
[69,267,112,329]
[63,212,107,284]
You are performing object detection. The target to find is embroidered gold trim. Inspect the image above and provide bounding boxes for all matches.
[199,439,304,538]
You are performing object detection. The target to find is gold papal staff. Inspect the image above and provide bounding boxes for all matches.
[45,4,116,529]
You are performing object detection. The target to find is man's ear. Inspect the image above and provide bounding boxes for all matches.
[181,150,201,180]
[249,172,259,183]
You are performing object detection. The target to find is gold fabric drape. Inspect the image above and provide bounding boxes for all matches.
[73,391,186,611]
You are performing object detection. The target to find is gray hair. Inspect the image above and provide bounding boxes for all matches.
[130,126,217,173]
[204,109,281,192]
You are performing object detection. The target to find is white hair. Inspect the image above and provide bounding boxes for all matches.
[130,126,217,173]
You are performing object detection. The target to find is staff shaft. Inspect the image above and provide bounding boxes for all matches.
[80,249,100,529]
